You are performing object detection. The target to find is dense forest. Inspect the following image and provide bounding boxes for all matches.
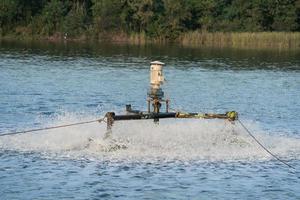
[1,0,300,41]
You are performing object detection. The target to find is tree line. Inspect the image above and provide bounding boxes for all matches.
[1,0,300,40]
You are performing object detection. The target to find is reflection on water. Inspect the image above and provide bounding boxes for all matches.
[0,40,300,199]
[1,40,300,71]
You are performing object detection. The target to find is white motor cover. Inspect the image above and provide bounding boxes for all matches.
[150,61,164,88]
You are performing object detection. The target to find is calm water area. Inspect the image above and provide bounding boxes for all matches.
[0,40,300,199]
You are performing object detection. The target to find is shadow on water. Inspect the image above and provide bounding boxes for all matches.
[1,39,300,71]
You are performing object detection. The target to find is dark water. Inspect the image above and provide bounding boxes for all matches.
[0,40,300,199]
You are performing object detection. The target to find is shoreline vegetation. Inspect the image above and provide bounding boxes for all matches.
[1,0,300,50]
[180,31,300,49]
[2,31,300,50]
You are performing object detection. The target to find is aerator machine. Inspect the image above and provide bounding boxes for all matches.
[105,61,238,133]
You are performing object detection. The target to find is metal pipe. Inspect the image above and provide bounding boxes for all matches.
[112,112,177,121]
[106,111,238,122]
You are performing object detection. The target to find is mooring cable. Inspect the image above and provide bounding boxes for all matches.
[0,117,106,137]
[171,106,296,170]
[237,119,295,170]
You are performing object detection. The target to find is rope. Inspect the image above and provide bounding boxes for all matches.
[0,117,106,137]
[158,106,295,169]
[237,119,295,170]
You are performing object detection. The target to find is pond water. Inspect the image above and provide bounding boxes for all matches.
[0,40,300,199]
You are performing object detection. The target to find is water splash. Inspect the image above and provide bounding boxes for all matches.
[0,114,299,162]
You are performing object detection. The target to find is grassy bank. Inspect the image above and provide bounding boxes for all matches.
[1,31,300,50]
[180,32,300,50]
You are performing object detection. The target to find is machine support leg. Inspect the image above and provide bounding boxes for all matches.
[147,99,151,113]
[105,112,115,139]
[166,99,169,113]
[153,99,161,123]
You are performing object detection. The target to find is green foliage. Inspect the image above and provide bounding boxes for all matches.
[1,0,299,39]
[272,0,298,31]
[91,0,123,32]
[162,0,190,39]
[0,0,20,33]
[40,0,66,35]
[186,0,217,31]
[297,0,300,31]
[63,2,88,36]
[252,0,276,31]
[122,0,154,32]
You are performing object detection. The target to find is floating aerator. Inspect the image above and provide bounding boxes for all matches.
[105,61,238,135]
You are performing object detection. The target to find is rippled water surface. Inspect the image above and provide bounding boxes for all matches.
[0,41,300,199]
